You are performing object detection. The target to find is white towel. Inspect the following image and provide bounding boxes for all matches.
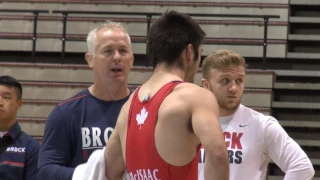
[72,147,129,180]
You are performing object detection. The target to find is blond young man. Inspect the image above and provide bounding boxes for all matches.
[198,49,314,180]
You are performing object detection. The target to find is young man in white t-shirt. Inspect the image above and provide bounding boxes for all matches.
[199,49,315,180]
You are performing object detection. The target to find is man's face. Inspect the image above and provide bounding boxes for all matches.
[87,27,134,83]
[203,65,245,112]
[184,45,203,83]
[0,85,22,124]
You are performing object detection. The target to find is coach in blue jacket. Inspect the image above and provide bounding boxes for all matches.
[37,21,133,180]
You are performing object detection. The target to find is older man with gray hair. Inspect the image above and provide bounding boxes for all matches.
[37,21,134,180]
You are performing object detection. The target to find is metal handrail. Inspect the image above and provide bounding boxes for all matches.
[0,9,50,62]
[52,10,280,69]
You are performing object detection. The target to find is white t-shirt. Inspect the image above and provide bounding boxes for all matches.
[198,104,314,180]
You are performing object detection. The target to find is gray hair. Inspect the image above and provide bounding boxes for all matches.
[86,20,131,57]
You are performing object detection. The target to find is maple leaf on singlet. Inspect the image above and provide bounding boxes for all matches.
[136,107,148,129]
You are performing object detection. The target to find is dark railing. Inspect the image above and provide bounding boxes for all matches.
[0,9,49,62]
[0,9,280,69]
[52,10,280,69]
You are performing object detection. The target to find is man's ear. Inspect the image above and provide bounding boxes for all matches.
[17,99,23,110]
[185,44,194,62]
[85,53,93,69]
[201,78,210,90]
[129,51,134,68]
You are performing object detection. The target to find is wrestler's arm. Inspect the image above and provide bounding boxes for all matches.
[190,87,229,180]
[105,101,130,180]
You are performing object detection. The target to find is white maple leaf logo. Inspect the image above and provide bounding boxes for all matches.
[136,107,148,129]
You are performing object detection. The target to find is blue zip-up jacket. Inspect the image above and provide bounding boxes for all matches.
[0,122,40,180]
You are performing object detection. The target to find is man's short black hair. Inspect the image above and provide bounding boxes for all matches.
[147,10,206,68]
[0,76,22,99]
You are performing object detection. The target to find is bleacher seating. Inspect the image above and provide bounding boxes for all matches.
[0,62,275,88]
[3,62,274,146]
[0,0,288,59]
[0,61,275,119]
[2,0,320,179]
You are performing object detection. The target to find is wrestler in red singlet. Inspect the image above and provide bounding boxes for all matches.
[126,81,200,180]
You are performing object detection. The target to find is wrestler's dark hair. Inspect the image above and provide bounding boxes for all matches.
[147,10,206,69]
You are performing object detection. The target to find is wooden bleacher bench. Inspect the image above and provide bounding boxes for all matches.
[272,101,320,109]
[295,140,320,147]
[0,32,286,45]
[20,80,273,107]
[274,82,320,90]
[279,120,320,128]
[18,116,46,137]
[0,62,276,88]
[18,99,273,118]
[19,106,271,137]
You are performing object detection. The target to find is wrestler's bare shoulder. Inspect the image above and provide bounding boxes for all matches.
[172,83,217,102]
[116,91,135,130]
